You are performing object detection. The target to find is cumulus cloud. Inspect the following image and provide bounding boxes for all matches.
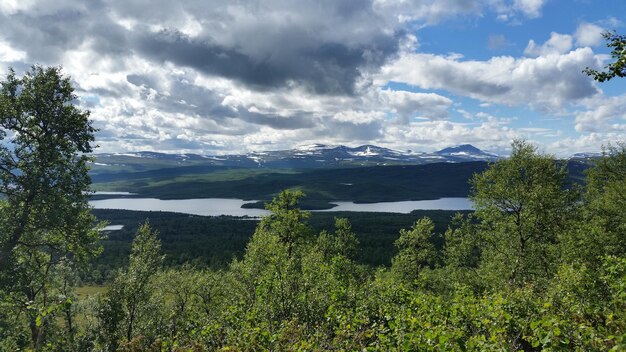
[524,32,573,57]
[378,48,600,111]
[382,117,522,153]
[512,0,547,18]
[381,90,452,121]
[0,0,36,15]
[523,24,606,59]
[489,0,549,21]
[374,0,549,25]
[0,0,614,155]
[549,132,626,156]
[373,0,482,25]
[574,22,605,47]
[574,94,626,133]
[0,0,404,95]
[0,40,27,62]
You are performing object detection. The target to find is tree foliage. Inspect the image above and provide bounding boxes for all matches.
[391,217,437,284]
[584,31,626,82]
[96,222,163,351]
[0,66,100,349]
[467,140,577,287]
[565,143,626,268]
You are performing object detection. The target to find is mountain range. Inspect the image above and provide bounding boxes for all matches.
[89,143,595,205]
[91,144,501,172]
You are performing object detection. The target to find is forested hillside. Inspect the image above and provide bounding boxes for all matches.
[88,208,470,282]
[89,160,591,210]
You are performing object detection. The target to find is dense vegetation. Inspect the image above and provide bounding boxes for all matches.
[88,208,469,282]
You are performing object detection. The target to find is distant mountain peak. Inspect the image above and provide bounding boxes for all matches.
[295,143,333,151]
[436,144,483,154]
[434,144,498,161]
[569,152,603,160]
[350,145,379,157]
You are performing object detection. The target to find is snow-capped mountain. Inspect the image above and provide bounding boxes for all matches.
[434,144,500,162]
[91,144,500,171]
[568,152,603,160]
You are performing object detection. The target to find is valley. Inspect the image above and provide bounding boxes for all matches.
[86,143,595,283]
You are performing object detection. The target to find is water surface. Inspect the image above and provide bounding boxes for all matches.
[90,197,472,217]
[93,191,137,195]
[90,198,270,217]
[101,225,124,231]
[319,198,473,213]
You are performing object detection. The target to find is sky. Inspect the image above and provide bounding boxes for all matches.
[0,0,624,156]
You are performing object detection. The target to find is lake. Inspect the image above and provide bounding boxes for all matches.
[90,198,270,217]
[93,191,137,195]
[89,197,473,217]
[320,198,473,213]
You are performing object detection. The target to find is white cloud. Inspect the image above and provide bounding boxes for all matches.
[333,110,385,125]
[373,0,482,25]
[574,22,605,47]
[490,0,549,21]
[0,40,27,62]
[382,117,522,152]
[0,0,617,156]
[0,0,35,15]
[381,90,452,121]
[524,32,573,57]
[378,48,600,112]
[513,0,547,18]
[574,94,626,132]
[549,132,626,156]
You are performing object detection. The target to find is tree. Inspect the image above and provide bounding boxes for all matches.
[468,140,577,287]
[97,222,163,351]
[262,190,313,258]
[584,31,626,82]
[579,33,626,267]
[391,217,438,284]
[317,217,359,260]
[0,66,100,349]
[570,143,626,264]
[231,191,314,327]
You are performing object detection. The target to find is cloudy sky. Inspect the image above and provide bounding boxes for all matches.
[1,0,624,155]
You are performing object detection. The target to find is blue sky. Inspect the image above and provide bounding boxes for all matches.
[0,0,624,156]
[400,0,625,154]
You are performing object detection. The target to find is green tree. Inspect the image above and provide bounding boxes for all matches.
[468,140,577,287]
[96,222,163,351]
[440,213,484,291]
[584,31,626,82]
[263,190,312,258]
[568,144,626,265]
[391,217,438,284]
[317,217,359,260]
[0,66,100,349]
[230,191,313,328]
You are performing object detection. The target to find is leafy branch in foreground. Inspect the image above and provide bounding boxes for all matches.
[0,66,101,349]
[584,31,626,82]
